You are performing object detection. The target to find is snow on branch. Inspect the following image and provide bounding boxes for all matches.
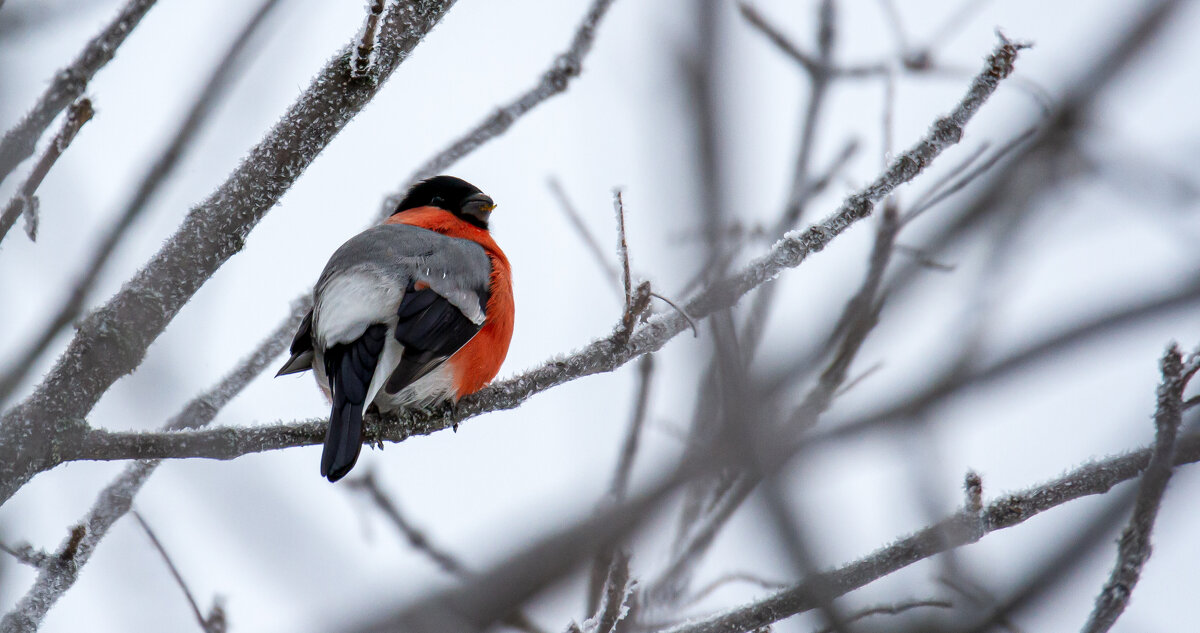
[0,0,285,407]
[0,0,158,187]
[1080,345,1200,633]
[0,312,300,632]
[655,430,1200,633]
[0,97,94,245]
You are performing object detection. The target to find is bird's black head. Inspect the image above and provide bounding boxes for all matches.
[392,175,495,229]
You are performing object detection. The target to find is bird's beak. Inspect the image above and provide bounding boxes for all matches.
[462,193,496,225]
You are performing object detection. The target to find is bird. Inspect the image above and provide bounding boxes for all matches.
[276,176,514,482]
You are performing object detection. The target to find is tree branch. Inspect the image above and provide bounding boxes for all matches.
[0,0,460,505]
[0,97,93,244]
[0,310,300,631]
[131,510,219,633]
[0,0,285,406]
[1080,345,1198,633]
[0,0,158,187]
[653,431,1200,633]
[385,0,619,212]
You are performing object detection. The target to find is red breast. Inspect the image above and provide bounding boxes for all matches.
[386,206,514,398]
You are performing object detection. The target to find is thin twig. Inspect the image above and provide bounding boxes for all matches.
[0,0,285,407]
[0,541,49,569]
[811,599,954,633]
[0,98,93,244]
[131,510,214,633]
[588,354,655,614]
[388,0,620,210]
[610,355,655,501]
[345,471,548,633]
[615,189,633,316]
[0,0,158,188]
[346,470,468,576]
[351,0,385,78]
[904,125,1039,223]
[648,293,698,338]
[1081,345,1198,632]
[548,176,622,292]
[680,573,789,608]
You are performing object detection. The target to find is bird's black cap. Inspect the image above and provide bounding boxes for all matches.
[393,175,495,229]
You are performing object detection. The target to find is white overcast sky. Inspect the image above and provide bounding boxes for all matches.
[1,0,1199,631]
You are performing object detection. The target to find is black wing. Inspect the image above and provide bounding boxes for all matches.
[385,280,487,395]
[275,309,315,377]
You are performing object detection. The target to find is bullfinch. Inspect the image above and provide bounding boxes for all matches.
[276,176,514,482]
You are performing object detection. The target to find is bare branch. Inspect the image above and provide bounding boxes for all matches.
[805,274,1200,451]
[0,540,50,569]
[680,573,788,608]
[610,355,655,501]
[615,189,634,317]
[589,355,654,614]
[131,510,216,633]
[390,0,619,207]
[1080,345,1197,633]
[0,0,285,406]
[346,470,468,577]
[345,471,548,633]
[0,0,461,505]
[0,310,300,631]
[653,432,1200,633]
[811,599,954,633]
[0,0,157,187]
[0,98,93,244]
[591,550,634,633]
[548,176,622,291]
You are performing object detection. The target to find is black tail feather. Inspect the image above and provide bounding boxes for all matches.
[320,324,387,482]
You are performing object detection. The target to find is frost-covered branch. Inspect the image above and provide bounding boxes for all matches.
[0,0,284,406]
[0,312,299,632]
[1080,345,1199,633]
[653,432,1200,633]
[0,98,93,244]
[0,0,460,505]
[387,0,619,211]
[0,0,157,187]
[44,35,1027,470]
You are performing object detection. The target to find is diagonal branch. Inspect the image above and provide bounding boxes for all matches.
[0,0,286,406]
[1080,345,1198,633]
[653,431,1200,633]
[0,310,300,632]
[0,0,158,188]
[0,98,93,245]
[346,472,547,633]
[0,0,461,506]
[384,0,620,213]
[131,510,217,633]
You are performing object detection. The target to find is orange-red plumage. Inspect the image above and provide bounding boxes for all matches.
[386,206,514,398]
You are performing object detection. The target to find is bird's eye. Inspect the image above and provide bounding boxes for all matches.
[430,196,444,206]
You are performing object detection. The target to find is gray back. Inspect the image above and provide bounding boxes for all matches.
[316,224,491,323]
